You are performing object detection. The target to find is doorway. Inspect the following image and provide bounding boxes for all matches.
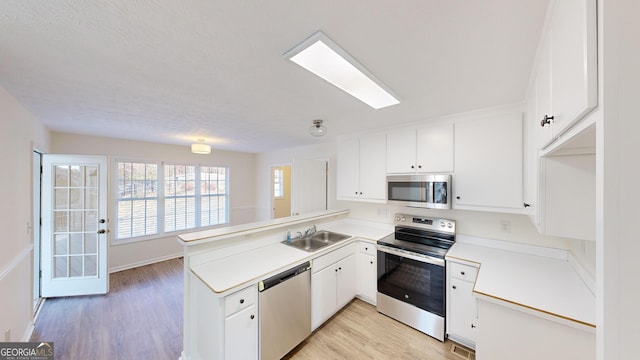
[272,165,291,219]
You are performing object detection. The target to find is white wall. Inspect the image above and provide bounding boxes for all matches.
[598,0,640,358]
[50,132,256,271]
[0,85,50,341]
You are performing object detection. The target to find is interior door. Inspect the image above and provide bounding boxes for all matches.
[41,154,109,297]
[291,158,327,216]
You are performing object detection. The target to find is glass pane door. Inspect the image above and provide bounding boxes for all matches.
[41,155,108,297]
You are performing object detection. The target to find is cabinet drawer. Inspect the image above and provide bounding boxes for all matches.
[449,262,478,283]
[225,285,256,317]
[359,241,376,256]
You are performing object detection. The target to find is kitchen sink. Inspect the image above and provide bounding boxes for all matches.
[308,230,351,244]
[283,230,351,252]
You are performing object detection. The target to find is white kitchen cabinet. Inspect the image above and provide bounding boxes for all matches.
[447,261,479,349]
[453,111,524,213]
[225,304,258,359]
[224,285,258,359]
[536,0,597,148]
[356,241,376,305]
[311,244,358,330]
[476,298,595,360]
[337,133,386,202]
[386,123,454,174]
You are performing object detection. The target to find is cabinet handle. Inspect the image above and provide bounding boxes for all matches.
[524,202,531,208]
[460,271,465,275]
[418,165,422,169]
[411,165,415,169]
[355,191,358,195]
[370,261,374,264]
[250,315,255,320]
[452,285,457,289]
[338,267,342,271]
[471,324,476,329]
[240,299,244,304]
[540,114,554,127]
[359,192,363,195]
[335,269,338,272]
[456,196,461,200]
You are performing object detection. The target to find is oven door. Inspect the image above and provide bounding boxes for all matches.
[376,245,445,317]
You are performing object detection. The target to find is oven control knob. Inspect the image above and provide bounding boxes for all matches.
[447,223,453,228]
[401,216,406,222]
[440,222,445,228]
[396,216,401,222]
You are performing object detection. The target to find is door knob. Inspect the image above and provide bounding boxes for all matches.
[99,219,106,224]
[97,229,106,234]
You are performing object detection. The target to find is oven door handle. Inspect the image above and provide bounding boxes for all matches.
[376,245,445,267]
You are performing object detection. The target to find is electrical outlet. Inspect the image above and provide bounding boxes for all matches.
[4,329,10,341]
[500,220,511,233]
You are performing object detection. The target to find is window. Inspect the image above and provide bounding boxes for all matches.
[273,168,284,198]
[116,162,158,239]
[115,161,228,241]
[200,166,228,226]
[164,164,196,232]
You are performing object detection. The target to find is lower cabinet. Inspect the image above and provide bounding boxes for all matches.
[224,285,258,359]
[225,304,258,359]
[446,260,479,349]
[356,241,377,304]
[311,243,357,330]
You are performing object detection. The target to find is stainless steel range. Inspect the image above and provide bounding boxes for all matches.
[376,213,456,341]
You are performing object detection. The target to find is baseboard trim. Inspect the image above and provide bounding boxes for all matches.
[0,245,33,281]
[21,321,34,342]
[109,252,183,273]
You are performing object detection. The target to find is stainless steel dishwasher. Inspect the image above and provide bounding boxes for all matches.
[258,261,311,360]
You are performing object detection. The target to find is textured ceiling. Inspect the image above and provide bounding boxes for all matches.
[0,0,548,153]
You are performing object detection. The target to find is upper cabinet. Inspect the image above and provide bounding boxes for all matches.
[337,133,387,202]
[386,124,454,174]
[454,110,524,213]
[536,0,597,148]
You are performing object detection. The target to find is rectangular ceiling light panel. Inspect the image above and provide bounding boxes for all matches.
[285,31,400,110]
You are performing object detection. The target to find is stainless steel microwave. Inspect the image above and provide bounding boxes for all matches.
[386,174,451,209]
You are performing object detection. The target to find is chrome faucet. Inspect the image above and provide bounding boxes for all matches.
[303,225,317,238]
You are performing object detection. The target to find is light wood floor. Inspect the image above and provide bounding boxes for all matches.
[286,300,464,360]
[31,258,468,359]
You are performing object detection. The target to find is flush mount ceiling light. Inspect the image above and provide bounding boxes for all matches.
[284,31,400,110]
[191,139,211,154]
[309,119,327,137]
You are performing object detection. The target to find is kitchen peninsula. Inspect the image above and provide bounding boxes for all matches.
[177,209,393,360]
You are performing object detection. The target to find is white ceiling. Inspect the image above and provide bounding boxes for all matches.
[0,0,549,153]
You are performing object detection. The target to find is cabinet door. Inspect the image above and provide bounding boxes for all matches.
[449,278,476,345]
[549,0,597,137]
[336,254,357,309]
[416,123,454,173]
[535,34,553,149]
[337,139,360,199]
[454,112,523,211]
[224,304,258,359]
[357,252,376,304]
[311,265,337,330]
[386,128,416,174]
[359,134,387,200]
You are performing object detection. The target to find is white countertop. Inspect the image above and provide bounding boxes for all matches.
[190,218,393,294]
[446,239,595,329]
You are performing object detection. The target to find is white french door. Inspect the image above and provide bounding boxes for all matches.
[41,155,109,297]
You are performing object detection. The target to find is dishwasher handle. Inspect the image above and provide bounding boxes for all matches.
[259,261,311,292]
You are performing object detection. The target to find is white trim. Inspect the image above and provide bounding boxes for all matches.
[21,321,35,342]
[568,251,596,295]
[455,234,568,260]
[108,252,183,273]
[0,245,33,281]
